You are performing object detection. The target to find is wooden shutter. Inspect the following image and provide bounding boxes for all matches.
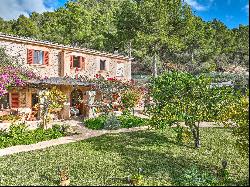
[80,57,85,70]
[44,51,49,65]
[11,93,19,108]
[70,55,74,69]
[27,49,34,64]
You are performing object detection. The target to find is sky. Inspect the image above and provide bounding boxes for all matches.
[0,0,249,29]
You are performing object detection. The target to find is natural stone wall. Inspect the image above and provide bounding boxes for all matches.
[0,39,131,80]
[0,41,60,78]
[63,52,131,81]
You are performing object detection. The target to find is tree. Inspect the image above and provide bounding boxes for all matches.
[215,88,249,155]
[37,87,67,129]
[147,71,238,148]
[12,15,39,37]
[232,25,249,68]
[121,87,141,115]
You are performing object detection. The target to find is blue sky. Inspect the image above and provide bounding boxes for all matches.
[0,0,248,29]
[184,0,249,28]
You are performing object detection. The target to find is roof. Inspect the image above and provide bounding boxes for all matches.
[25,77,94,87]
[0,32,133,61]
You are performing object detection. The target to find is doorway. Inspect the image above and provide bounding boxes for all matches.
[70,89,83,116]
[31,93,39,119]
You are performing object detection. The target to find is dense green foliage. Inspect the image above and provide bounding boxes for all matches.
[147,71,247,148]
[0,0,248,75]
[0,115,21,122]
[121,88,141,114]
[118,114,146,128]
[0,128,248,185]
[232,95,249,155]
[0,123,67,148]
[216,89,249,155]
[84,115,107,130]
[84,114,146,130]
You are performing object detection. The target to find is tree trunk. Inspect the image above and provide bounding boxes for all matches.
[128,41,132,58]
[191,52,194,63]
[189,121,201,148]
[193,122,200,148]
[153,53,157,78]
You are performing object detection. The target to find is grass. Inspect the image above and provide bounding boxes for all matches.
[0,127,248,186]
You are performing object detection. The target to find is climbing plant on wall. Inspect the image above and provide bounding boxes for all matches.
[0,47,36,98]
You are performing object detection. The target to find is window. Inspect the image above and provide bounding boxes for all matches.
[70,56,85,69]
[27,49,49,65]
[116,63,124,77]
[0,94,9,109]
[73,56,80,68]
[33,50,44,64]
[100,60,106,70]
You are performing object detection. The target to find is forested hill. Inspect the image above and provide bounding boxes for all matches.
[0,0,249,75]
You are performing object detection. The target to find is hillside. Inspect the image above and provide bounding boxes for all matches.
[0,0,249,75]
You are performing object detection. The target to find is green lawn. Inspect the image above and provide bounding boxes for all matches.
[0,128,248,186]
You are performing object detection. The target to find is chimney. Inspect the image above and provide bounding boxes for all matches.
[114,47,119,55]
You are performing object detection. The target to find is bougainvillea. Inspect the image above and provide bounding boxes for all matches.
[0,48,36,97]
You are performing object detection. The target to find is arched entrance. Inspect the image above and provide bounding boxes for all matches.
[70,89,83,116]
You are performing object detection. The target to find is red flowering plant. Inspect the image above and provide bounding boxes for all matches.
[0,48,37,98]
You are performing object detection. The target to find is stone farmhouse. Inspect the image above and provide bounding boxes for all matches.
[0,33,132,120]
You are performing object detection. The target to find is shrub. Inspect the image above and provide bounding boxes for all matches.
[84,115,107,130]
[118,114,146,128]
[84,114,146,130]
[0,123,67,149]
[121,89,141,114]
[0,115,21,122]
[103,114,121,130]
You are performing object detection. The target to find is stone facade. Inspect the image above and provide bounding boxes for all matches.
[0,41,60,78]
[0,34,132,120]
[0,34,131,80]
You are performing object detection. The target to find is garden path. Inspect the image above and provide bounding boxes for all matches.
[0,116,225,157]
[0,120,148,157]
